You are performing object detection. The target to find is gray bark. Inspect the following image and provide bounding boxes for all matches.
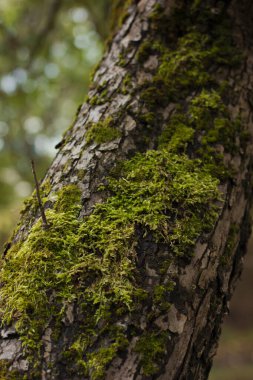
[1,0,253,379]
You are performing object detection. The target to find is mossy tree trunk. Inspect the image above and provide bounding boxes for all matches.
[1,0,253,379]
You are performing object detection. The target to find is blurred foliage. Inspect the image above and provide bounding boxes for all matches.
[0,0,111,246]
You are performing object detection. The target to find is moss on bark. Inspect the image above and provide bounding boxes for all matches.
[0,1,248,378]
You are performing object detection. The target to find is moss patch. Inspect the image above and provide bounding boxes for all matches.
[135,330,168,376]
[138,27,240,110]
[0,360,25,380]
[0,1,245,377]
[0,146,220,376]
[86,117,121,145]
[157,88,242,179]
[134,2,246,185]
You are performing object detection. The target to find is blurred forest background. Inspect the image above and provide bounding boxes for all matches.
[0,1,252,379]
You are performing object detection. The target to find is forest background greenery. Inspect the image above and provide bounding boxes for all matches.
[0,0,110,246]
[0,1,252,379]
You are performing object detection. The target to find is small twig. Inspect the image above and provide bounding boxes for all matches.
[31,159,49,230]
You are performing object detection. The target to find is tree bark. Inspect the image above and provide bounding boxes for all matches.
[1,0,253,379]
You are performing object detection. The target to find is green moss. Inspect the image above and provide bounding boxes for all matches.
[135,330,168,376]
[136,40,155,64]
[139,30,232,109]
[86,117,121,145]
[89,61,101,83]
[86,331,128,380]
[156,87,245,180]
[117,53,127,67]
[0,360,26,380]
[153,281,174,312]
[137,31,221,113]
[153,282,174,303]
[89,86,109,106]
[158,33,212,89]
[77,169,87,181]
[87,347,117,380]
[148,3,172,37]
[137,40,165,65]
[0,146,220,374]
[0,2,245,376]
[89,95,99,106]
[140,79,170,110]
[54,184,81,213]
[149,1,241,64]
[158,113,194,152]
[137,1,243,148]
[40,179,51,197]
[65,326,128,379]
[121,73,132,95]
[138,112,156,126]
[188,90,243,177]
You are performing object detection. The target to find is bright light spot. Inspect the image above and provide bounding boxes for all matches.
[1,74,17,94]
[0,138,4,151]
[51,42,67,58]
[15,181,32,197]
[44,63,60,79]
[13,68,27,84]
[74,34,91,50]
[34,134,60,156]
[70,7,88,23]
[0,121,8,137]
[85,46,102,64]
[24,116,44,134]
[1,168,20,184]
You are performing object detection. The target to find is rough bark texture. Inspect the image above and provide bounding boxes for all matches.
[1,0,253,379]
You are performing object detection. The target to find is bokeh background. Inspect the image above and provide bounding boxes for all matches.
[0,1,252,379]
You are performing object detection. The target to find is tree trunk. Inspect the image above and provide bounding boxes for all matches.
[1,0,253,379]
